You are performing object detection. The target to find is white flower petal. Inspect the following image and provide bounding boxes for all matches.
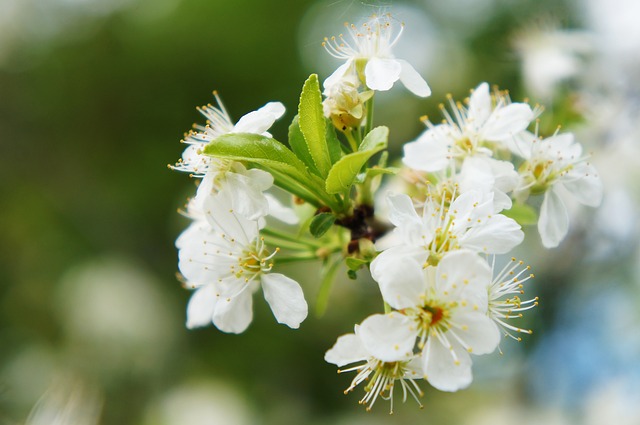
[402,126,452,172]
[539,187,569,248]
[222,173,270,221]
[264,193,299,224]
[323,61,354,92]
[365,57,402,91]
[358,313,417,362]
[212,288,254,334]
[186,284,218,329]
[467,82,491,129]
[371,253,427,310]
[451,312,500,355]
[202,190,260,244]
[324,333,368,367]
[562,163,603,207]
[435,250,491,307]
[423,337,472,392]
[482,103,534,141]
[398,59,431,97]
[233,102,285,135]
[459,214,524,254]
[261,273,308,329]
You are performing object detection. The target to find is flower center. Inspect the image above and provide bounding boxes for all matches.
[233,238,278,281]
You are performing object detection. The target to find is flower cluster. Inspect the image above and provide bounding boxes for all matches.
[172,96,308,333]
[170,13,602,413]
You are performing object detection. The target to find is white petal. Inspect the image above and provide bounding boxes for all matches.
[562,163,603,207]
[186,284,218,329]
[323,61,353,92]
[212,288,254,334]
[402,126,452,172]
[222,173,270,220]
[459,214,524,254]
[365,57,402,91]
[358,313,417,362]
[370,253,427,310]
[264,193,299,224]
[450,312,500,355]
[507,130,536,159]
[435,250,491,308]
[459,157,495,195]
[261,273,308,329]
[397,59,431,97]
[325,333,368,367]
[423,337,473,392]
[384,193,429,246]
[233,102,285,135]
[482,103,534,141]
[539,187,569,248]
[203,190,260,244]
[467,82,491,129]
[178,227,228,285]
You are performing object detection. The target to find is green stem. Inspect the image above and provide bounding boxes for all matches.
[344,129,359,152]
[261,227,324,249]
[275,254,321,264]
[364,95,375,137]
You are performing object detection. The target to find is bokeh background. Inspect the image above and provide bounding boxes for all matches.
[1,0,639,423]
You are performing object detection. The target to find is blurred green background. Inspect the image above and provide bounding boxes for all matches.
[1,0,639,424]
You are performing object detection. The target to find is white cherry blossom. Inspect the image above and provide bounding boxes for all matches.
[322,14,430,97]
[324,313,423,412]
[513,131,603,247]
[403,82,534,172]
[178,191,307,333]
[371,190,524,273]
[371,250,500,392]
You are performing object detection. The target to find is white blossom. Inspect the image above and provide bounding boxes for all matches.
[371,250,500,392]
[322,14,430,97]
[324,313,423,412]
[171,94,285,220]
[403,82,534,172]
[178,191,307,333]
[371,190,524,273]
[513,131,603,247]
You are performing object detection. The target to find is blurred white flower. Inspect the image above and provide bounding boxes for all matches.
[514,28,592,99]
[57,257,177,376]
[144,381,255,425]
[26,377,102,425]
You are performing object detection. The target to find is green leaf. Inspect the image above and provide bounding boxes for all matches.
[203,133,337,209]
[315,257,341,318]
[325,126,388,194]
[288,115,320,176]
[309,213,336,238]
[359,125,389,151]
[299,74,332,177]
[503,203,538,226]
